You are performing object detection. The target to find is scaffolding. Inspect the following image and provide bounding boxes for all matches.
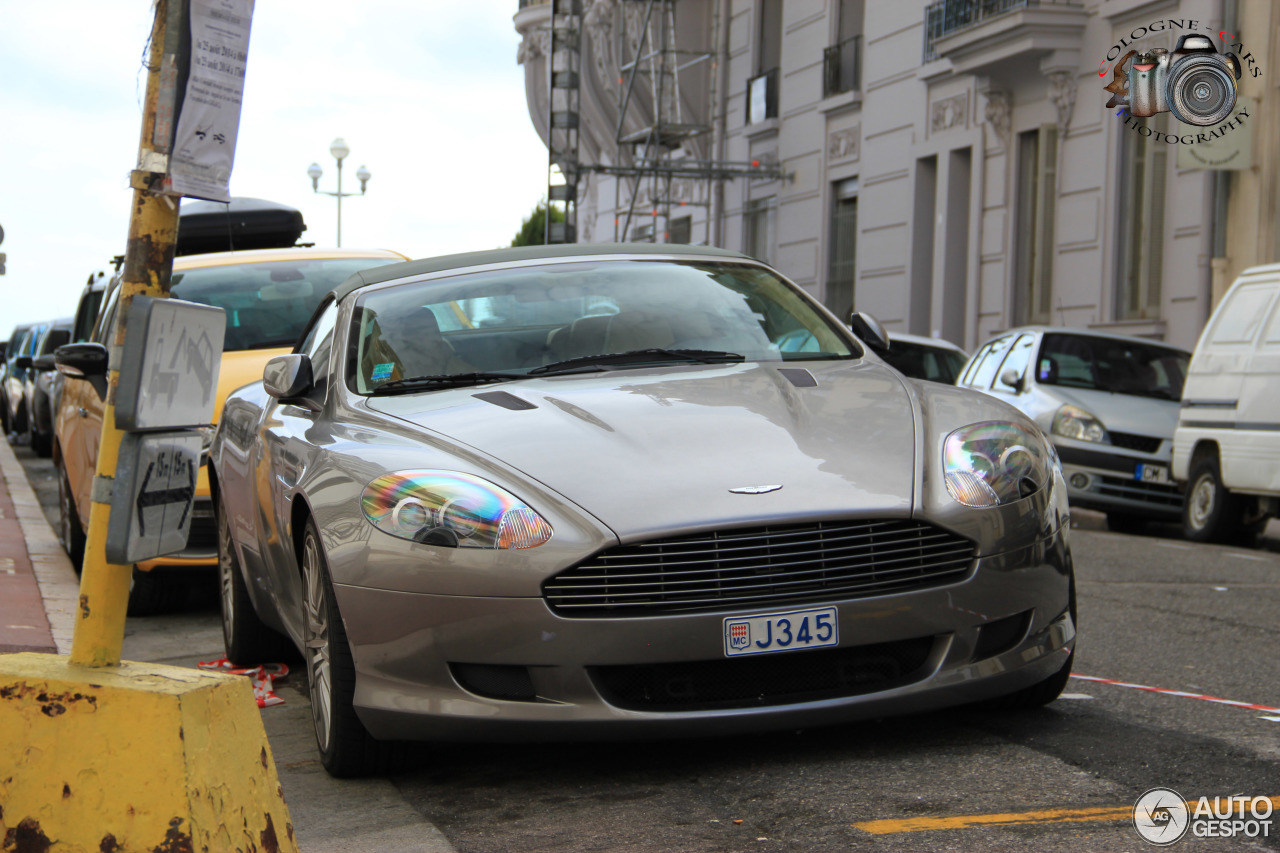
[542,0,786,245]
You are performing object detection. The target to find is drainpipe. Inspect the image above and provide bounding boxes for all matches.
[710,0,731,246]
[1210,0,1238,308]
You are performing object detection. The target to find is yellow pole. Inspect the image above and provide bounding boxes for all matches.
[70,0,180,667]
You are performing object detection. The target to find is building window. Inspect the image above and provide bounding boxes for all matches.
[747,0,782,124]
[1012,125,1057,326]
[823,0,863,97]
[744,196,776,264]
[669,216,692,244]
[1116,116,1167,320]
[827,178,859,321]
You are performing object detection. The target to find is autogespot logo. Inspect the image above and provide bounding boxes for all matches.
[1134,788,1190,846]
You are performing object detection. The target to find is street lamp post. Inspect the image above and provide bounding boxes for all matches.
[307,137,371,247]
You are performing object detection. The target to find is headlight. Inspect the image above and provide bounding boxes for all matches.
[361,470,553,549]
[944,422,1051,508]
[1051,404,1108,443]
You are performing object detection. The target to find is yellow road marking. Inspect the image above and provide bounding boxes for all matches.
[854,797,1280,836]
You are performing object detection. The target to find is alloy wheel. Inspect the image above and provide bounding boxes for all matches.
[218,507,236,643]
[303,532,333,752]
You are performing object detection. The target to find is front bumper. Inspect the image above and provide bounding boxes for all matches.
[1055,442,1182,520]
[335,527,1074,742]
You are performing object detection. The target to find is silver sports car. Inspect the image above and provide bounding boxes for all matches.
[210,243,1076,777]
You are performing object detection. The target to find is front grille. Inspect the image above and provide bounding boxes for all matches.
[1096,475,1183,507]
[1109,432,1163,454]
[590,636,936,711]
[543,519,976,617]
[185,500,217,552]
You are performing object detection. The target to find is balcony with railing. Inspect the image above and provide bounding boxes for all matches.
[922,0,1086,72]
[823,35,862,99]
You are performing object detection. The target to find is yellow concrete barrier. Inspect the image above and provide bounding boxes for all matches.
[0,652,297,852]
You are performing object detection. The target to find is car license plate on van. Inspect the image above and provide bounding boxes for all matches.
[724,607,838,657]
[1135,463,1170,484]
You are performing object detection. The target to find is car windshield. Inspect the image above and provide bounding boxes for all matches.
[1036,333,1189,400]
[881,340,967,384]
[349,259,859,394]
[171,257,400,352]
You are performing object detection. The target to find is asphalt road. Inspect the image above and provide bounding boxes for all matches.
[16,445,1280,852]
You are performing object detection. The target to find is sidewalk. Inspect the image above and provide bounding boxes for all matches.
[0,438,77,654]
[0,439,455,853]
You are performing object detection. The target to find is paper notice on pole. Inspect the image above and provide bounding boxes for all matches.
[164,0,255,201]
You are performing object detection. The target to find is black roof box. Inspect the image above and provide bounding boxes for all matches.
[176,197,307,256]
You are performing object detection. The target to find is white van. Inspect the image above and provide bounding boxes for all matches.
[1172,262,1280,544]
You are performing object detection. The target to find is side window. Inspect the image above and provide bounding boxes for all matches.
[959,343,994,385]
[1210,286,1274,344]
[93,284,121,344]
[1260,289,1280,345]
[994,334,1036,391]
[299,300,339,397]
[969,336,1015,389]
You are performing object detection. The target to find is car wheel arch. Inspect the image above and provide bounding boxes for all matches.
[1188,439,1221,469]
[290,494,316,575]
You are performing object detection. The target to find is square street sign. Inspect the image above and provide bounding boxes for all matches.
[115,296,225,431]
[106,430,203,565]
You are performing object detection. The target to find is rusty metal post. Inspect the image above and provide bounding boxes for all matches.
[70,0,180,667]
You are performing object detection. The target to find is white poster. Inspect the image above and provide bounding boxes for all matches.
[164,0,255,201]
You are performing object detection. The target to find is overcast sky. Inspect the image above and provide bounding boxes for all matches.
[0,1,549,332]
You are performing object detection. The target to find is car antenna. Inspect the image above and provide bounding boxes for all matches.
[222,201,235,252]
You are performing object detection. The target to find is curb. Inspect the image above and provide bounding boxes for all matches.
[0,439,79,653]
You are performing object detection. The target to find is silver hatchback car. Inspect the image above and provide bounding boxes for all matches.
[211,244,1076,776]
[957,327,1190,531]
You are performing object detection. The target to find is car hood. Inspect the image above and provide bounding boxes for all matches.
[1041,385,1181,437]
[364,361,918,541]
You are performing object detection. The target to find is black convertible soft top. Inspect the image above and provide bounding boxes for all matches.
[328,242,753,302]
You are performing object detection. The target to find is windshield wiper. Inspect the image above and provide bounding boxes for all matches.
[370,371,526,393]
[529,348,744,376]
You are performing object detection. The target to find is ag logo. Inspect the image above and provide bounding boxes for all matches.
[1133,787,1190,846]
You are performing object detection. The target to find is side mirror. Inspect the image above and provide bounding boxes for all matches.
[849,311,890,354]
[13,355,32,370]
[1000,367,1024,392]
[263,354,315,403]
[33,355,56,372]
[54,343,109,400]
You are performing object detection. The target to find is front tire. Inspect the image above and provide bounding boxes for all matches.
[1184,454,1256,545]
[301,517,400,777]
[218,496,294,665]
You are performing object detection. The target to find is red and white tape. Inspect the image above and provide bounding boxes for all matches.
[198,657,289,708]
[1072,674,1280,717]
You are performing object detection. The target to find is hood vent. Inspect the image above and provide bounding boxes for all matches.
[778,368,818,388]
[473,391,537,411]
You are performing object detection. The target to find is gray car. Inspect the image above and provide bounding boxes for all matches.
[957,327,1191,531]
[210,244,1076,777]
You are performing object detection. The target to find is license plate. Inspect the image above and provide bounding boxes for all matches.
[1135,463,1170,484]
[724,606,838,657]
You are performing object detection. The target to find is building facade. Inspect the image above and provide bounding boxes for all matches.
[516,0,1271,352]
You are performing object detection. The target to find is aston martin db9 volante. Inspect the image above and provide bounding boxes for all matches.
[210,243,1077,776]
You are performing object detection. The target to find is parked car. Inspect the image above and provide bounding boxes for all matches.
[957,327,1190,532]
[880,332,969,384]
[1173,262,1280,544]
[2,322,46,441]
[54,246,407,614]
[23,317,73,456]
[211,243,1076,777]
